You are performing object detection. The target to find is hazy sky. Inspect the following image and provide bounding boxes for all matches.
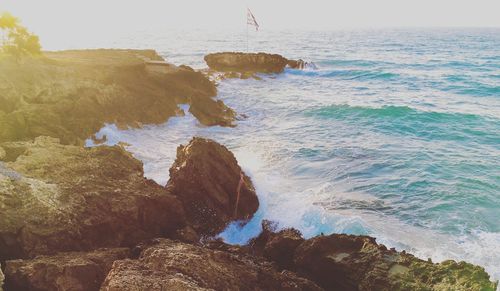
[2,0,500,48]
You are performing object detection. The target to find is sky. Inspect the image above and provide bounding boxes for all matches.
[1,0,500,49]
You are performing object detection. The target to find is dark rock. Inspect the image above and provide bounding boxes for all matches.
[295,234,498,290]
[4,248,129,291]
[166,137,259,236]
[249,224,498,291]
[248,220,304,270]
[204,52,290,74]
[100,239,322,291]
[287,59,306,69]
[264,228,305,269]
[293,234,392,290]
[0,137,187,260]
[189,96,236,127]
[248,220,305,270]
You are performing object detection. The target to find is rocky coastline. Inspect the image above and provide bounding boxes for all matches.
[0,50,497,290]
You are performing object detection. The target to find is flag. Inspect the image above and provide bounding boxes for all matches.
[247,8,259,31]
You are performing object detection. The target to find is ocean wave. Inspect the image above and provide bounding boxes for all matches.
[452,85,500,97]
[319,59,392,67]
[442,76,500,97]
[305,104,500,144]
[308,104,478,120]
[286,68,399,81]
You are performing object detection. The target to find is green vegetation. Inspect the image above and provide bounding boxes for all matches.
[0,12,41,60]
[392,259,498,291]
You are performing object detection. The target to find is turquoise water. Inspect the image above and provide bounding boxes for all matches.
[84,28,500,281]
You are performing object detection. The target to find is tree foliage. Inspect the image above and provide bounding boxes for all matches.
[0,12,41,60]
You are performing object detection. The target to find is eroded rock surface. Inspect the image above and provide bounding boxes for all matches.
[189,96,236,127]
[4,248,129,291]
[205,52,291,74]
[101,238,322,291]
[0,136,187,260]
[0,49,234,145]
[250,221,498,291]
[167,137,259,236]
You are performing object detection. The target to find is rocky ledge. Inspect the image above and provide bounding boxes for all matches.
[4,248,129,291]
[0,136,185,260]
[248,221,497,291]
[0,49,235,145]
[101,239,321,291]
[204,52,307,78]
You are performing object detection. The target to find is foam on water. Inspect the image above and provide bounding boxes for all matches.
[85,28,500,285]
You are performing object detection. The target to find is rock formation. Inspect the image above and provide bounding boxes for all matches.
[0,136,187,260]
[0,49,235,145]
[101,238,322,291]
[3,248,129,291]
[167,137,259,236]
[249,221,498,291]
[189,97,236,127]
[287,59,307,69]
[205,52,289,73]
[205,52,310,75]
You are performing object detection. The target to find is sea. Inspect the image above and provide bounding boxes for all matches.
[78,28,499,282]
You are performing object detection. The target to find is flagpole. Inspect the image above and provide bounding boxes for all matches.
[246,7,249,52]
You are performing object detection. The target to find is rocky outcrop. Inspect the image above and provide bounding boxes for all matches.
[0,49,234,145]
[101,238,322,291]
[4,248,129,291]
[0,136,187,260]
[287,59,307,69]
[167,137,259,236]
[249,221,305,270]
[189,96,236,127]
[250,221,498,291]
[205,52,293,74]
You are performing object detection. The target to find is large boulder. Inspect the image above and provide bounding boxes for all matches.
[0,137,187,260]
[188,96,236,127]
[4,248,129,291]
[101,239,322,291]
[205,52,290,74]
[250,221,498,291]
[166,137,259,236]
